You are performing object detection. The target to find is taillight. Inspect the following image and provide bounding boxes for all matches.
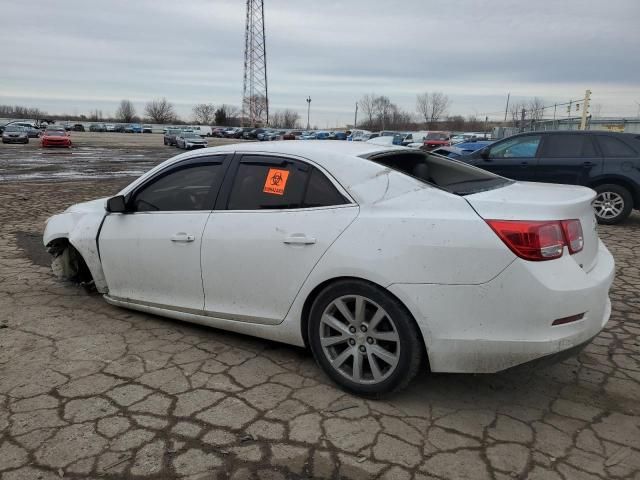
[486,219,583,261]
[561,219,584,254]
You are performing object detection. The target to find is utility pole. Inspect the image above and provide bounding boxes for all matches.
[504,92,510,123]
[306,96,311,130]
[484,116,488,136]
[553,103,557,128]
[580,89,592,130]
[520,107,526,132]
[353,102,358,129]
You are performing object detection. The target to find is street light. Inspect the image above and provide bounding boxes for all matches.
[306,96,311,130]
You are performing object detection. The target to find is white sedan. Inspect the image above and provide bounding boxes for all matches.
[44,142,615,395]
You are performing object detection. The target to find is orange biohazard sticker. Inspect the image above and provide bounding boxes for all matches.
[263,168,290,195]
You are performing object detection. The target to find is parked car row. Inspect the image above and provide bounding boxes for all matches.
[1,124,73,148]
[163,128,207,150]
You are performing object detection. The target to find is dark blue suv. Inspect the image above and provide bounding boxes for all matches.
[462,131,640,224]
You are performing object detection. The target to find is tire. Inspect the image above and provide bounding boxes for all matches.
[308,279,423,396]
[163,138,168,145]
[592,184,633,225]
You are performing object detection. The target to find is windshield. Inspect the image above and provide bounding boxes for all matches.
[5,126,24,132]
[45,131,66,136]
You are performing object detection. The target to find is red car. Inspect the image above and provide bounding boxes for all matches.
[41,130,72,148]
[422,131,451,151]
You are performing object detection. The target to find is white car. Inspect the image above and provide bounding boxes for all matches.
[43,142,614,395]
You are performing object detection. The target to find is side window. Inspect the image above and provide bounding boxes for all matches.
[489,135,541,159]
[227,158,309,210]
[541,135,596,157]
[303,168,348,207]
[131,163,221,212]
[597,136,636,157]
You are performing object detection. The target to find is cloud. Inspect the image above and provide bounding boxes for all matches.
[1,0,638,123]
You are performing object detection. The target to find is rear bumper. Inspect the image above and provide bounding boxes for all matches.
[389,240,615,373]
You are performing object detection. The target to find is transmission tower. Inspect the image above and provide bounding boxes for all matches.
[242,0,268,127]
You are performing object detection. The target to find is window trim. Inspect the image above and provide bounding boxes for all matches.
[124,154,231,214]
[216,153,356,212]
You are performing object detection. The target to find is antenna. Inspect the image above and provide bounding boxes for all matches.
[242,0,269,127]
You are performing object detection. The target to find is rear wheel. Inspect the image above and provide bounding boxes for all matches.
[592,184,633,225]
[308,280,423,396]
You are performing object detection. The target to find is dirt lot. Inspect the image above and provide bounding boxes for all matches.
[0,132,238,182]
[0,136,639,479]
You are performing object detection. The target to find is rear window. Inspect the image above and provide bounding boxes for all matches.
[365,151,511,196]
[597,136,637,157]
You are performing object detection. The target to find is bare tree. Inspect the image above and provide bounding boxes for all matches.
[416,92,451,128]
[271,109,300,129]
[527,97,545,122]
[416,93,431,126]
[372,96,393,130]
[144,98,176,124]
[428,92,451,126]
[509,101,526,127]
[115,99,136,123]
[192,103,216,124]
[358,94,376,126]
[89,109,103,122]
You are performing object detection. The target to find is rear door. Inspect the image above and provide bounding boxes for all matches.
[595,134,640,177]
[536,134,602,186]
[473,134,541,181]
[200,155,359,325]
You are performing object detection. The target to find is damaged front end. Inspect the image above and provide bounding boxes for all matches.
[47,239,95,289]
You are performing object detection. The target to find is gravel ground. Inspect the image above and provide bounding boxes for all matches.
[0,142,639,479]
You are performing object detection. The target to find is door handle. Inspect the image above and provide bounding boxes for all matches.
[582,161,596,167]
[283,234,316,245]
[171,233,195,243]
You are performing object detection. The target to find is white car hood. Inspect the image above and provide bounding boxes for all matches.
[65,197,108,214]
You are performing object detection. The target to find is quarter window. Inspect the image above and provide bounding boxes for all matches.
[597,136,636,157]
[489,135,541,158]
[131,163,221,212]
[303,168,348,207]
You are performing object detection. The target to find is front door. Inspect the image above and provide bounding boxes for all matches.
[99,156,229,310]
[474,134,542,181]
[201,155,359,324]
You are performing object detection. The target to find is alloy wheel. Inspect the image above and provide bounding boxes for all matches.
[319,295,400,385]
[593,191,624,220]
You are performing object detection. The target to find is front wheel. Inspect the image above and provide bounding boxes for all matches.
[592,184,633,225]
[308,280,423,396]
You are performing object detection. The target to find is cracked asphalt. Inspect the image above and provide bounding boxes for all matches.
[0,146,639,479]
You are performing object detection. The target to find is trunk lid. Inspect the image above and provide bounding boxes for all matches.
[465,181,599,271]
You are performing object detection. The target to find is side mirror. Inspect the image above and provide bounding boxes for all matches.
[106,195,127,213]
[480,148,491,160]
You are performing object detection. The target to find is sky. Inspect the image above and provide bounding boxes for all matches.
[1,0,639,126]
